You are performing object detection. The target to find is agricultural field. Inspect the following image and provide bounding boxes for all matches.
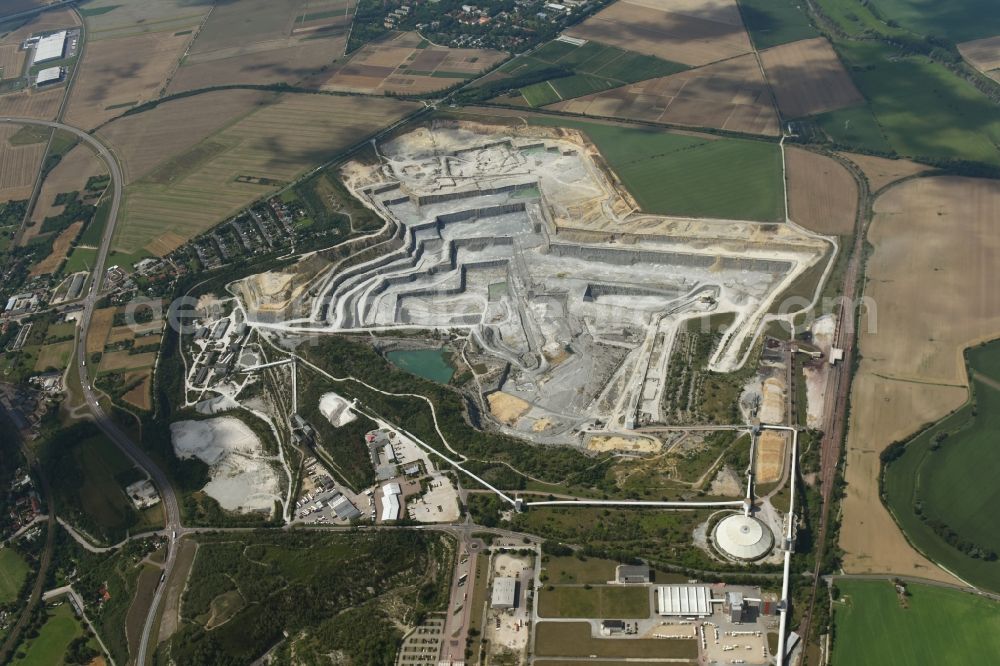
[77,0,212,40]
[0,124,46,201]
[531,118,784,221]
[549,53,779,136]
[28,143,105,232]
[837,152,929,192]
[0,43,26,80]
[97,90,270,184]
[0,547,29,603]
[736,0,819,49]
[62,246,97,274]
[866,0,1000,43]
[564,0,752,66]
[831,39,1000,165]
[33,338,73,372]
[883,341,1000,591]
[64,30,193,130]
[785,147,857,234]
[9,603,93,666]
[814,104,893,153]
[0,87,62,123]
[320,30,505,95]
[166,0,354,93]
[110,93,418,257]
[759,37,863,118]
[538,585,651,618]
[840,176,1000,583]
[535,622,698,659]
[957,35,1000,83]
[831,581,1000,665]
[85,305,115,354]
[484,37,687,106]
[29,220,82,275]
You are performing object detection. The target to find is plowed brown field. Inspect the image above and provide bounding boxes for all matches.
[564,0,751,67]
[785,147,857,234]
[759,38,862,119]
[838,152,930,192]
[548,53,779,135]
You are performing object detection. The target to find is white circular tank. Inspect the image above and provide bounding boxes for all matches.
[713,513,774,561]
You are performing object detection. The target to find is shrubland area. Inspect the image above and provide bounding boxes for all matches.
[160,530,453,666]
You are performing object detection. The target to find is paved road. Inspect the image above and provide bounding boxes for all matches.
[0,117,181,666]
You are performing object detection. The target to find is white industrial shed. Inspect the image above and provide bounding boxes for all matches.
[35,66,63,86]
[491,576,518,609]
[32,31,67,64]
[656,585,713,617]
[380,482,401,521]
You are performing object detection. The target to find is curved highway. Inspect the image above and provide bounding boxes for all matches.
[0,117,180,666]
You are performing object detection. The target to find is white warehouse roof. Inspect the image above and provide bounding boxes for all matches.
[32,30,67,64]
[491,576,518,608]
[35,66,62,85]
[381,493,400,521]
[714,514,774,561]
[657,585,712,616]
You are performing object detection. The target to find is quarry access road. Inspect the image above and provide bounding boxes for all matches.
[0,117,181,666]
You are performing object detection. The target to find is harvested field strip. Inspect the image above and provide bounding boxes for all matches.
[0,124,46,201]
[86,306,116,354]
[837,152,929,192]
[112,94,418,255]
[831,581,1000,666]
[122,369,153,411]
[97,90,271,185]
[958,35,1000,83]
[530,118,783,221]
[99,350,157,373]
[30,220,83,275]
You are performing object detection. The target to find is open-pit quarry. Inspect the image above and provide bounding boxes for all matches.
[245,122,829,443]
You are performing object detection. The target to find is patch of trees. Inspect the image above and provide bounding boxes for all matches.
[39,192,96,235]
[914,504,997,561]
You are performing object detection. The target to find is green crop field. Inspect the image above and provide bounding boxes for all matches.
[738,0,819,49]
[814,104,893,153]
[0,548,30,603]
[11,603,87,665]
[535,622,698,659]
[529,119,783,221]
[831,581,1000,665]
[538,585,651,619]
[883,340,1000,591]
[830,39,1000,165]
[868,0,1000,43]
[62,247,98,275]
[521,81,562,107]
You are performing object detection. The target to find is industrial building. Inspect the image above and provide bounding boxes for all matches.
[615,564,650,584]
[31,30,67,64]
[330,494,361,520]
[600,619,626,635]
[35,66,64,87]
[490,576,518,609]
[656,585,712,617]
[380,482,401,521]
